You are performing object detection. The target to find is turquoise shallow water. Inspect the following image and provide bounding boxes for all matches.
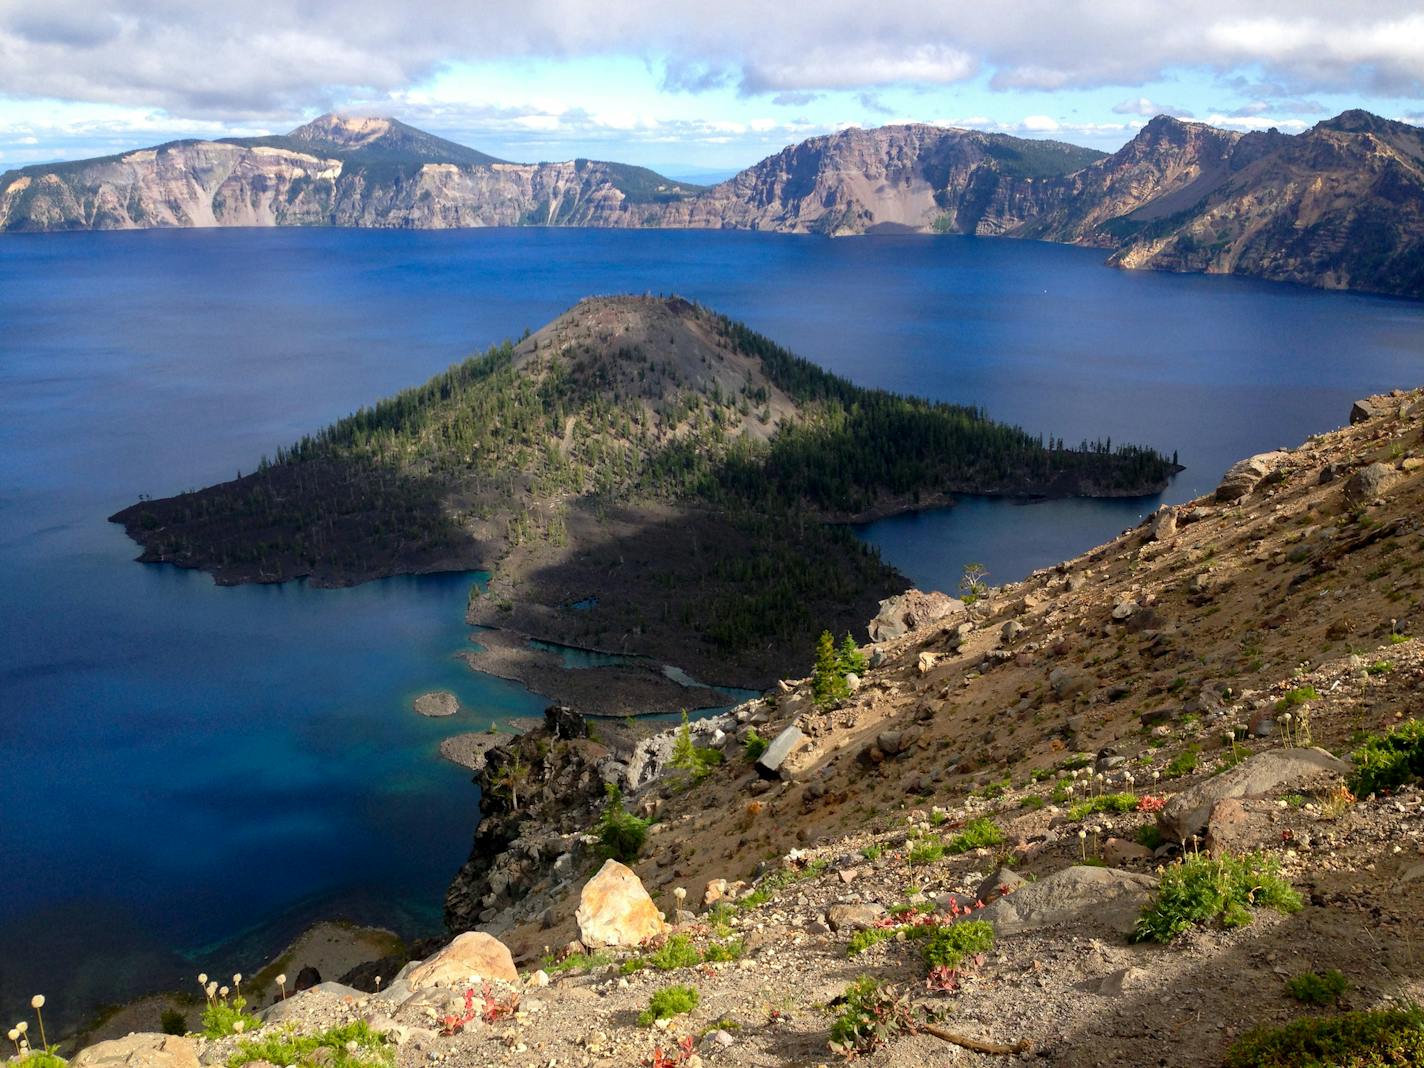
[2,226,1421,1028]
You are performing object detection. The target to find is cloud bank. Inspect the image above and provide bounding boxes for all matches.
[0,1,1420,121]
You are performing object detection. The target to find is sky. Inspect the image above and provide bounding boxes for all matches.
[1,1,1422,179]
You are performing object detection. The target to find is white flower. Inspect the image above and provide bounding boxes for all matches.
[29,997,43,1010]
[8,1029,18,1042]
[275,974,287,987]
[16,1023,27,1035]
[198,973,207,985]
[232,974,242,985]
[219,986,229,999]
[1077,829,1087,840]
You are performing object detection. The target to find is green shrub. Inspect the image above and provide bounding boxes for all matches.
[827,978,915,1057]
[743,728,769,761]
[702,938,744,963]
[229,1021,391,1068]
[538,949,615,975]
[160,1009,187,1036]
[13,1053,66,1068]
[920,920,994,971]
[1164,749,1199,778]
[1068,793,1139,820]
[946,817,1004,854]
[1285,969,1349,1006]
[622,933,703,974]
[860,843,883,861]
[594,784,649,863]
[1224,1006,1424,1067]
[908,839,945,865]
[1349,719,1424,797]
[847,926,899,957]
[1136,825,1164,851]
[1132,853,1301,943]
[201,996,259,1039]
[1275,686,1320,712]
[637,985,699,1026]
[1366,660,1395,676]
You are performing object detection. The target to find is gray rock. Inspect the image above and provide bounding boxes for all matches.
[1343,462,1402,504]
[979,865,1157,937]
[974,866,1025,903]
[867,589,966,642]
[1148,506,1178,541]
[1158,747,1350,842]
[1001,620,1025,643]
[826,903,886,931]
[1049,667,1090,700]
[755,725,807,779]
[1215,451,1287,502]
[1350,397,1384,424]
[1111,600,1139,621]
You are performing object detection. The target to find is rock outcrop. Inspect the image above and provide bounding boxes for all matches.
[404,932,518,991]
[574,859,667,947]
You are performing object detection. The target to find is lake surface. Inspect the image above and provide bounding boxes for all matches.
[2,227,1421,1029]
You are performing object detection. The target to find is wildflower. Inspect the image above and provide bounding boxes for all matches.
[232,1021,245,1035]
[1077,828,1087,860]
[7,1029,19,1056]
[29,994,47,1048]
[219,986,229,999]
[198,974,207,985]
[232,973,242,990]
[374,977,383,992]
[276,973,288,1000]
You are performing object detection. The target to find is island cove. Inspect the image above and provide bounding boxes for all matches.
[110,295,1179,713]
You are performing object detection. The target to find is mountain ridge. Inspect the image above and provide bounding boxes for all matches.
[3,109,1420,296]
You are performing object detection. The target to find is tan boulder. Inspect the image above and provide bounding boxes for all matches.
[72,1035,199,1068]
[576,859,667,947]
[405,931,518,990]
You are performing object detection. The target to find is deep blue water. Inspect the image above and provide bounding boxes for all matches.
[2,227,1422,1028]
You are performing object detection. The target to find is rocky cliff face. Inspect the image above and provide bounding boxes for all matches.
[0,114,688,231]
[4,110,1420,297]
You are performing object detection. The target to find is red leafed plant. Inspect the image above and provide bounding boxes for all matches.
[1136,794,1167,813]
[439,987,477,1035]
[439,981,520,1035]
[646,1035,695,1068]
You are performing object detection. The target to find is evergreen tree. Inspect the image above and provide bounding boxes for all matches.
[838,633,868,676]
[813,630,849,706]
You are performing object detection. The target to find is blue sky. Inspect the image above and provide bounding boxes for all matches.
[1,2,1421,178]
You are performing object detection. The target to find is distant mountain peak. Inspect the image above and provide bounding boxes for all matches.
[289,114,395,148]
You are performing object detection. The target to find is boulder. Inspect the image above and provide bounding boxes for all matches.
[979,865,1157,937]
[1350,397,1384,424]
[826,903,885,931]
[867,590,966,643]
[575,859,667,947]
[72,1036,199,1068]
[1343,462,1402,504]
[755,725,806,780]
[1157,747,1349,843]
[1001,620,1025,643]
[974,867,1025,903]
[1215,451,1287,502]
[1148,506,1178,541]
[1049,667,1090,700]
[404,931,518,991]
[412,691,460,717]
[1111,600,1138,621]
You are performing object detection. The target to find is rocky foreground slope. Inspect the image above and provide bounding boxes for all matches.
[4,111,1420,297]
[43,388,1424,1068]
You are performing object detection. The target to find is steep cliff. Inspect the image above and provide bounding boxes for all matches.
[0,114,697,231]
[4,110,1421,297]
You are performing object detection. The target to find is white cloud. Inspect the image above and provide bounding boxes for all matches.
[0,1,1419,123]
[1112,97,1193,118]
